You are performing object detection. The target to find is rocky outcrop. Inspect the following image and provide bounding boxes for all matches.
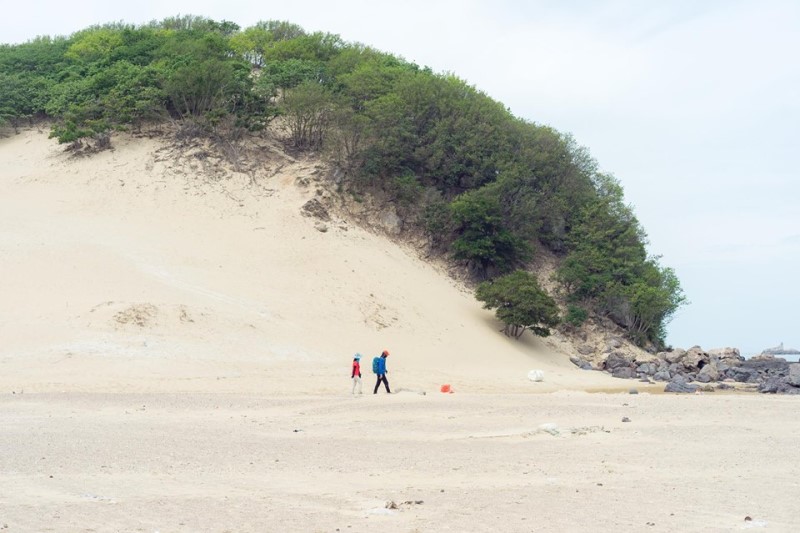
[707,347,741,360]
[378,208,402,235]
[681,346,708,372]
[663,348,686,364]
[301,198,330,221]
[583,345,800,394]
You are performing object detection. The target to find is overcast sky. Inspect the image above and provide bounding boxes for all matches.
[4,1,798,355]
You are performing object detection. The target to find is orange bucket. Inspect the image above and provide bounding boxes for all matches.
[440,384,451,393]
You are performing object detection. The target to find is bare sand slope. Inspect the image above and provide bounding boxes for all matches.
[2,129,798,532]
[0,128,626,394]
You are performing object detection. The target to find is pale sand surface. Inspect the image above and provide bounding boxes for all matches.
[2,392,799,532]
[1,129,799,531]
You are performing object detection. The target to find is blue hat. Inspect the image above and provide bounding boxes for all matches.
[354,353,361,360]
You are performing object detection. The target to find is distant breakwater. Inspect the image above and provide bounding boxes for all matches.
[760,342,800,356]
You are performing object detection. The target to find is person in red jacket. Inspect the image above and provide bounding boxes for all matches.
[351,353,363,395]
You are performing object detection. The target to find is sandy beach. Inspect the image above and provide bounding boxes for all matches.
[1,129,798,532]
[3,391,799,532]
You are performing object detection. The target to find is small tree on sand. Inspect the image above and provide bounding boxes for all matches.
[476,270,560,338]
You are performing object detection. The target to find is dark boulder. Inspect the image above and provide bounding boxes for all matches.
[727,366,761,383]
[696,361,720,382]
[653,370,671,382]
[786,363,800,386]
[570,356,593,370]
[612,367,637,379]
[759,377,786,394]
[664,375,699,393]
[695,373,712,384]
[605,352,633,371]
[636,362,658,376]
[664,380,699,394]
[758,376,800,395]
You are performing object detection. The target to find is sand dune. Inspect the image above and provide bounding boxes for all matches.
[0,128,626,395]
[1,129,797,532]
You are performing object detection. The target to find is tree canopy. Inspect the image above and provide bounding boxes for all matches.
[476,270,560,339]
[0,16,686,347]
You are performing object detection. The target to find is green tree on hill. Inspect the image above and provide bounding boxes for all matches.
[281,80,333,150]
[450,191,531,278]
[476,270,560,338]
[556,174,685,346]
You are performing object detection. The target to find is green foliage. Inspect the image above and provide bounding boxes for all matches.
[556,174,685,346]
[493,127,596,252]
[359,71,507,192]
[565,305,588,327]
[612,262,686,346]
[100,63,166,126]
[336,54,411,108]
[48,114,108,145]
[264,32,343,63]
[261,59,326,91]
[0,36,71,75]
[326,102,370,171]
[412,75,514,192]
[389,173,424,208]
[422,196,454,250]
[476,270,560,338]
[0,37,67,129]
[229,26,271,67]
[450,191,531,278]
[46,75,112,143]
[155,15,239,35]
[556,174,647,300]
[281,80,332,150]
[65,28,124,63]
[163,58,239,120]
[0,72,52,129]
[255,20,307,41]
[109,27,164,65]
